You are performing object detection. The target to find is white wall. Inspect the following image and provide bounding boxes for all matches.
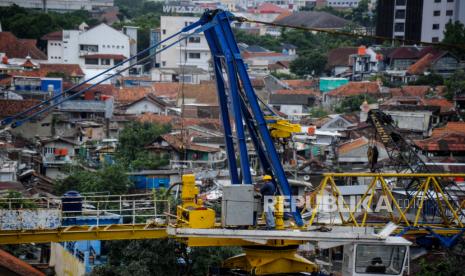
[421,0,460,42]
[159,16,211,71]
[47,40,64,62]
[125,100,165,115]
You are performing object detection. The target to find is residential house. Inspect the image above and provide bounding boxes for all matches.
[269,92,316,120]
[406,50,461,79]
[323,81,382,107]
[120,94,171,115]
[0,32,47,69]
[418,122,465,156]
[146,132,222,166]
[39,137,77,179]
[150,66,210,84]
[234,4,290,36]
[272,11,354,31]
[337,136,388,167]
[242,51,296,76]
[379,104,439,138]
[326,47,357,77]
[41,24,131,79]
[385,46,461,83]
[175,82,220,119]
[319,114,360,136]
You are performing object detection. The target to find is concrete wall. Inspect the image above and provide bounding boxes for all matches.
[125,100,165,115]
[383,110,433,134]
[50,243,86,276]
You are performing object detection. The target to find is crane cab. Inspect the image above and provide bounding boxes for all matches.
[341,237,410,276]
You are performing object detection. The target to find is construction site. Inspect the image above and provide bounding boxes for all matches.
[1,2,465,276]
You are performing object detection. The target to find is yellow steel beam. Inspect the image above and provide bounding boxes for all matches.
[323,173,465,177]
[0,224,168,245]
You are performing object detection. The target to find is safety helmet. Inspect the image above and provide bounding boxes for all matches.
[262,175,272,181]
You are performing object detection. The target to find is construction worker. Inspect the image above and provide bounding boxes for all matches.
[260,175,276,229]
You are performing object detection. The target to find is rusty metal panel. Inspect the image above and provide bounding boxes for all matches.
[0,209,61,230]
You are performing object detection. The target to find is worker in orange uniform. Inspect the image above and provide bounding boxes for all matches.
[260,175,276,229]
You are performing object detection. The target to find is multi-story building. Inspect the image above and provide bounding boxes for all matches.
[0,0,113,12]
[42,23,134,75]
[159,16,211,71]
[376,0,465,43]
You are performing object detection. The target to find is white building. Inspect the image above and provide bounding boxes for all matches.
[325,0,362,8]
[42,23,132,80]
[0,0,113,11]
[159,16,211,71]
[421,0,465,43]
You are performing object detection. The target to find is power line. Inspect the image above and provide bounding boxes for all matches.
[236,17,465,51]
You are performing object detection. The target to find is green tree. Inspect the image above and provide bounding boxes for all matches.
[54,164,130,194]
[309,107,329,118]
[335,94,376,113]
[115,122,170,169]
[445,70,465,100]
[442,20,465,59]
[91,239,241,276]
[410,73,444,86]
[290,52,327,76]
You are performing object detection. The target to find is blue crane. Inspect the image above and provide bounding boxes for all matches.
[1,10,303,226]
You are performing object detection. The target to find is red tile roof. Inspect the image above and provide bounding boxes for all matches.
[41,30,63,41]
[156,133,219,153]
[414,133,465,152]
[422,98,454,113]
[0,249,45,276]
[406,53,435,75]
[81,54,126,60]
[327,81,381,97]
[388,47,421,60]
[338,137,368,154]
[137,114,222,131]
[275,89,321,97]
[282,79,315,89]
[114,86,152,104]
[242,52,286,59]
[0,99,41,118]
[432,122,465,137]
[176,82,218,105]
[390,85,431,98]
[152,82,181,100]
[21,59,35,68]
[39,63,85,77]
[248,3,288,14]
[0,32,47,60]
[326,47,358,67]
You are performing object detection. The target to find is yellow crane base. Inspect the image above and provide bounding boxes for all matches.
[223,245,318,275]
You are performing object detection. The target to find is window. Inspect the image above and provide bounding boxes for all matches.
[355,245,407,275]
[394,23,405,32]
[396,0,406,5]
[433,10,440,16]
[446,10,453,16]
[80,44,98,52]
[101,59,111,65]
[162,29,166,35]
[85,58,98,65]
[447,0,453,2]
[188,36,201,43]
[432,24,440,30]
[432,37,439,42]
[395,9,406,19]
[188,52,201,59]
[434,0,441,2]
[162,61,166,66]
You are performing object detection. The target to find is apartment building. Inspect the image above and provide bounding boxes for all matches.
[376,0,465,43]
[159,16,211,71]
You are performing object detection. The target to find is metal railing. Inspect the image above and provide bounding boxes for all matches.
[0,193,172,230]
